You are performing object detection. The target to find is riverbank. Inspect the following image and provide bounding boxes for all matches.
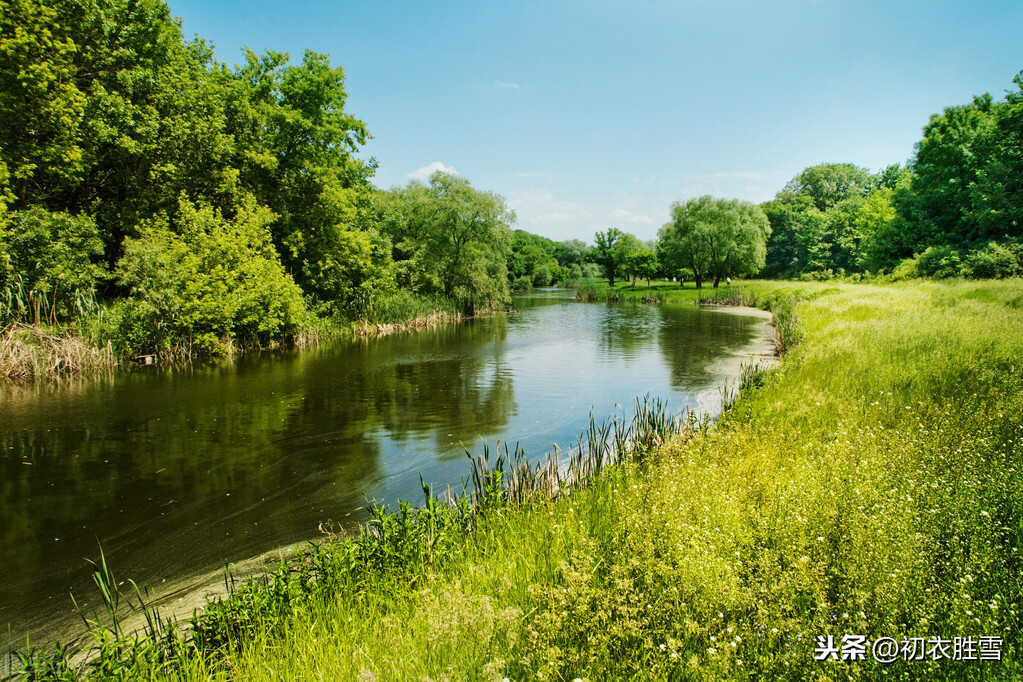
[11,279,1023,680]
[0,294,474,382]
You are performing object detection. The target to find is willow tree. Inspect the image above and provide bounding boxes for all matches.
[658,196,770,288]
[381,172,515,312]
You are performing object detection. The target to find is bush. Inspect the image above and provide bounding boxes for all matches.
[303,227,393,320]
[511,275,533,291]
[917,245,962,278]
[116,199,307,354]
[888,256,920,281]
[963,241,1021,279]
[797,269,835,281]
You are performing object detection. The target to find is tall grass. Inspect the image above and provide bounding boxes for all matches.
[0,275,117,380]
[0,323,116,380]
[0,275,102,328]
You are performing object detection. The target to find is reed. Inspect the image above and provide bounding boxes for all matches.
[0,323,116,380]
[1,275,104,329]
[720,360,770,413]
[353,310,463,338]
[465,396,699,512]
[573,279,609,301]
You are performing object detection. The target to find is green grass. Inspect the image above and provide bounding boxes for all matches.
[12,279,1023,680]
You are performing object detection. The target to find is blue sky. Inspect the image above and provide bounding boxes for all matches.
[168,0,1023,243]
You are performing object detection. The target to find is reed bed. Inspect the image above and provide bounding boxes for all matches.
[466,396,699,510]
[353,310,463,338]
[0,323,116,380]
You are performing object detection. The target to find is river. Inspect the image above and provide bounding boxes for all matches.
[0,290,774,650]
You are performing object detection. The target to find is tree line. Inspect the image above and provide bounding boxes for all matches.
[572,72,1023,289]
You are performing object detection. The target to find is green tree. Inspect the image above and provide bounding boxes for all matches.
[625,248,659,288]
[593,228,641,287]
[659,196,770,288]
[760,196,830,277]
[225,48,379,311]
[972,74,1023,242]
[0,0,237,268]
[507,230,564,289]
[897,94,1001,253]
[778,163,872,212]
[854,186,899,272]
[0,0,87,204]
[764,164,903,277]
[593,228,623,287]
[554,239,591,269]
[382,172,514,312]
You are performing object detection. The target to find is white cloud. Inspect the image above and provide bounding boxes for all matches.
[406,161,458,180]
[685,171,780,182]
[611,208,654,225]
[474,80,523,92]
[677,170,790,204]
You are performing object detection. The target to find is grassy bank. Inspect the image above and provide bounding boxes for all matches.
[11,279,1023,680]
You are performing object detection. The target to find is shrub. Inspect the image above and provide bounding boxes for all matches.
[917,245,962,278]
[511,275,533,291]
[963,241,1020,279]
[888,256,920,281]
[116,199,307,354]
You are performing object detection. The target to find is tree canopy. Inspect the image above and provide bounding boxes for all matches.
[593,228,644,288]
[659,196,769,288]
[0,0,519,355]
[380,172,514,312]
[759,75,1023,280]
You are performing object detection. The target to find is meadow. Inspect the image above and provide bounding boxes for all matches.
[11,279,1022,681]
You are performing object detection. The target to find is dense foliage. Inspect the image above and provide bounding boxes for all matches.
[0,0,519,357]
[760,74,1023,280]
[506,230,564,290]
[379,172,515,312]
